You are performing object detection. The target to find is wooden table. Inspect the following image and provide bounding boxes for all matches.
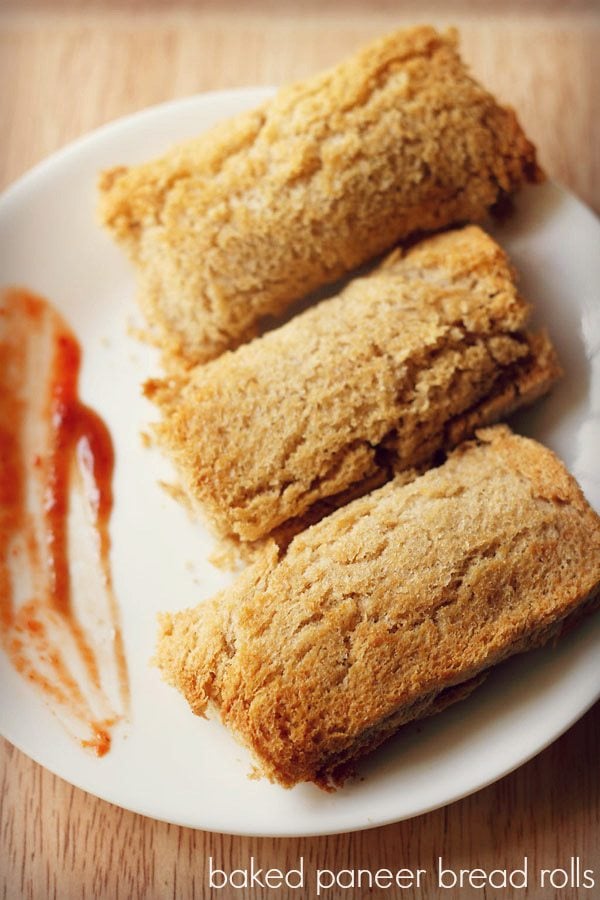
[1,3,599,898]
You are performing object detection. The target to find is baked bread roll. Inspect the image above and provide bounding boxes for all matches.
[147,226,561,544]
[155,426,600,789]
[99,26,542,366]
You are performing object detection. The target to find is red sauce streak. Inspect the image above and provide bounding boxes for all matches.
[81,722,113,757]
[0,289,128,756]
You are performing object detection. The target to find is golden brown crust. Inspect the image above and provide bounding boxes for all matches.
[147,226,561,544]
[155,426,600,788]
[99,26,542,366]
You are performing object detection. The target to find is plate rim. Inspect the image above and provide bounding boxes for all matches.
[3,662,598,838]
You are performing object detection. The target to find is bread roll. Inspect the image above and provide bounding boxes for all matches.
[99,26,542,365]
[147,226,561,544]
[155,426,600,789]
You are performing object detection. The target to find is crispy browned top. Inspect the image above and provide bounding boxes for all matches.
[156,427,600,787]
[148,226,560,542]
[99,26,541,364]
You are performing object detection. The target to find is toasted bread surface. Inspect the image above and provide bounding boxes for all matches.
[155,426,600,788]
[99,26,542,365]
[147,226,561,543]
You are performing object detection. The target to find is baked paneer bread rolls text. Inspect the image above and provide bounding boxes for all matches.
[155,427,600,789]
[147,227,561,544]
[99,26,542,365]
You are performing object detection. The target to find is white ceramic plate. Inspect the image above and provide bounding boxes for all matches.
[0,88,599,837]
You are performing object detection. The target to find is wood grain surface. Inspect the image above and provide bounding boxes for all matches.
[0,2,599,898]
